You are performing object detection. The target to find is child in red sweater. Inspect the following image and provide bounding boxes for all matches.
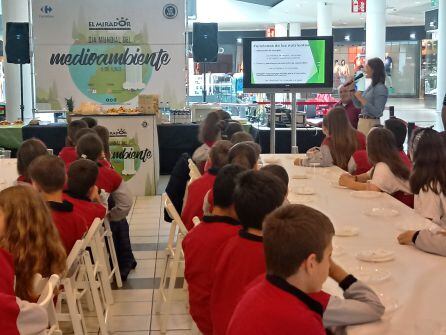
[64,159,107,227]
[16,138,48,184]
[29,155,88,253]
[181,140,232,230]
[58,119,88,166]
[183,164,246,335]
[210,170,288,335]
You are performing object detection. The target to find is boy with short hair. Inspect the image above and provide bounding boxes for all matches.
[59,120,88,166]
[210,170,288,335]
[181,140,233,231]
[183,164,245,335]
[227,204,384,334]
[28,155,88,253]
[230,131,254,144]
[64,159,107,227]
[228,142,260,170]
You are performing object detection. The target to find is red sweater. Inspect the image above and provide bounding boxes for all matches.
[335,101,361,129]
[352,150,412,176]
[96,164,122,193]
[59,146,78,166]
[0,249,20,335]
[210,230,266,335]
[182,216,241,335]
[181,168,218,231]
[63,191,106,228]
[0,248,15,296]
[227,275,330,335]
[48,200,89,253]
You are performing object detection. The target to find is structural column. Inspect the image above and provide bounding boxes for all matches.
[366,0,386,61]
[437,0,446,111]
[2,0,33,121]
[289,23,301,37]
[317,1,332,36]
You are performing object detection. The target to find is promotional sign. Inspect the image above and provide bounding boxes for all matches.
[71,115,159,196]
[352,0,366,13]
[32,0,186,111]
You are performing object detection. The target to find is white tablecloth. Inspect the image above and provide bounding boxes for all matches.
[0,159,18,190]
[261,154,446,335]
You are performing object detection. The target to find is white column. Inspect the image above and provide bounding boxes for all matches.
[366,0,386,60]
[289,23,301,37]
[317,1,332,36]
[437,0,446,111]
[274,23,288,37]
[2,0,33,122]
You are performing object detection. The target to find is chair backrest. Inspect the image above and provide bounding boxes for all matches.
[82,218,103,249]
[188,159,201,182]
[37,274,60,331]
[163,193,188,236]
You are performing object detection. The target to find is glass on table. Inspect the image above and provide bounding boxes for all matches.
[2,150,11,159]
[47,149,54,155]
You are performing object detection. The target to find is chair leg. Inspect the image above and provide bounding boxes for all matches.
[161,259,180,334]
[104,220,122,287]
[63,279,86,335]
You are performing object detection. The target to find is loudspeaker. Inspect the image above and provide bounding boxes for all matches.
[5,22,30,64]
[193,23,218,63]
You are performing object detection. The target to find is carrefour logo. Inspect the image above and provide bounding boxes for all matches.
[41,5,53,14]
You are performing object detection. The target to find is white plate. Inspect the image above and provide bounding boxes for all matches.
[295,187,316,195]
[335,225,359,237]
[353,266,391,283]
[331,181,348,189]
[356,249,395,262]
[351,191,382,199]
[263,157,281,164]
[364,207,399,217]
[291,173,309,180]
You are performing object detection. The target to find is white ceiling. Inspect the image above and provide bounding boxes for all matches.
[192,0,434,31]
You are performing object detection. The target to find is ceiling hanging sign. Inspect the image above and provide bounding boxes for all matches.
[352,0,366,13]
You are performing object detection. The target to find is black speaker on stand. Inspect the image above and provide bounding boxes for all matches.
[193,22,218,103]
[5,22,31,121]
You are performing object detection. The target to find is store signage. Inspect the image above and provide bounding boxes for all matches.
[266,27,275,38]
[32,0,186,111]
[351,0,366,13]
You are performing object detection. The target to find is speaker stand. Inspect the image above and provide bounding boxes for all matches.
[202,62,207,103]
[19,63,25,121]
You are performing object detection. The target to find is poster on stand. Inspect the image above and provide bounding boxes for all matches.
[32,0,186,111]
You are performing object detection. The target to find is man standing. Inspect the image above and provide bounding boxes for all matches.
[336,85,361,129]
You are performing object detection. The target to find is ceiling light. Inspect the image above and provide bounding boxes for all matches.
[410,33,416,39]
[237,38,243,44]
[344,35,350,41]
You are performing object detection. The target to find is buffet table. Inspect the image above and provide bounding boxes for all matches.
[22,123,68,155]
[262,154,446,334]
[251,124,324,153]
[71,114,159,196]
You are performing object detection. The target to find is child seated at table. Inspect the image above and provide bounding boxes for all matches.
[0,248,49,334]
[384,118,411,167]
[230,131,254,144]
[183,164,245,335]
[81,116,97,128]
[210,170,288,335]
[64,159,107,227]
[93,125,112,168]
[227,204,384,335]
[0,185,66,301]
[16,138,48,184]
[182,140,233,231]
[76,133,135,278]
[339,128,413,207]
[59,120,88,166]
[261,164,290,204]
[228,141,260,170]
[398,128,446,255]
[294,107,366,171]
[29,155,89,253]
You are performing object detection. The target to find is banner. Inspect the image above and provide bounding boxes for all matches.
[32,0,186,111]
[351,0,366,13]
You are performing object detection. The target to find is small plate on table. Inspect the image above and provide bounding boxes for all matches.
[262,157,281,164]
[332,244,346,257]
[353,265,391,283]
[356,249,395,263]
[295,186,316,195]
[364,207,399,217]
[335,225,359,237]
[351,191,382,199]
[291,173,309,180]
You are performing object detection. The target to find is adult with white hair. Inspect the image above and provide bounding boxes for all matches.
[336,84,361,129]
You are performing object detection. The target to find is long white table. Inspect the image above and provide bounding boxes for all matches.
[261,154,446,335]
[0,158,18,190]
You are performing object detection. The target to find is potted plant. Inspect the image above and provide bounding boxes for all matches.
[65,97,74,113]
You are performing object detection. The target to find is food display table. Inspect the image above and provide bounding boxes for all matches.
[22,123,68,155]
[251,124,324,153]
[261,154,446,334]
[71,114,159,196]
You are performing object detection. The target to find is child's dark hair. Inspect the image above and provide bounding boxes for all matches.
[230,131,254,144]
[213,164,246,209]
[17,138,48,178]
[385,118,407,151]
[68,159,99,197]
[28,156,66,193]
[410,128,446,195]
[76,134,103,161]
[223,121,244,140]
[234,170,287,230]
[74,128,97,144]
[261,164,289,187]
[93,125,110,161]
[209,140,233,169]
[229,142,258,169]
[198,111,225,144]
[67,120,88,146]
[80,117,98,128]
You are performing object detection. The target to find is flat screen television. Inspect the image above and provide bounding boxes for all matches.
[243,36,334,93]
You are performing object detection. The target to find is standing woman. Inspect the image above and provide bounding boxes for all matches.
[352,58,389,136]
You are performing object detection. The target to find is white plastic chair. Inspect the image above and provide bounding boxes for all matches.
[157,193,189,334]
[188,158,201,182]
[36,274,61,335]
[102,218,123,288]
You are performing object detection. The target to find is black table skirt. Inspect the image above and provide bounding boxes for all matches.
[22,123,68,155]
[250,125,325,154]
